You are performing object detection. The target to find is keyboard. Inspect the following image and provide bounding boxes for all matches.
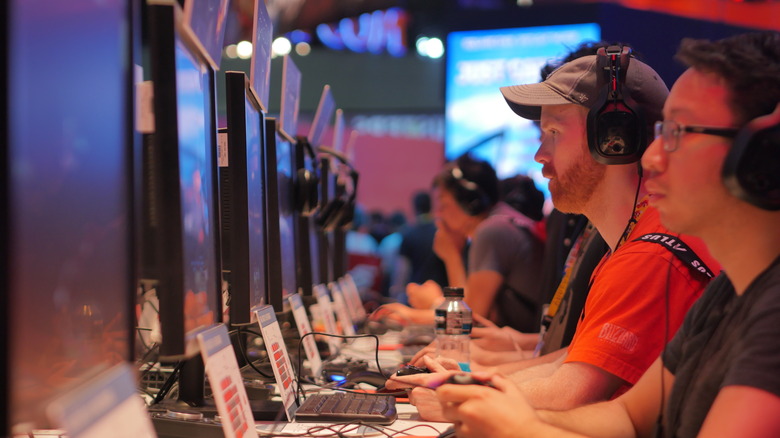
[294,392,397,424]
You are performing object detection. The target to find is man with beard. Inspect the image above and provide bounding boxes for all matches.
[437,31,780,438]
[389,46,720,417]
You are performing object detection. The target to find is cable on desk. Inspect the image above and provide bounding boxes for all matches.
[229,324,275,379]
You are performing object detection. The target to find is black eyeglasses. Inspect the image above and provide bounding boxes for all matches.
[654,120,740,152]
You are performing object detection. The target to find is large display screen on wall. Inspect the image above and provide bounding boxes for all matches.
[446,23,601,197]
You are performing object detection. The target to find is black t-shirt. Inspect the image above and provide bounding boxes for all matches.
[399,220,448,287]
[662,257,780,437]
[540,224,608,355]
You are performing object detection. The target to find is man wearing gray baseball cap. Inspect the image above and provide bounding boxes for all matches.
[390,45,720,421]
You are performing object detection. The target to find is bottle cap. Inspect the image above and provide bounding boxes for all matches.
[443,287,464,298]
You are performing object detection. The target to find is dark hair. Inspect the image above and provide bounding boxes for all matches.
[675,32,780,124]
[432,154,499,213]
[540,41,645,81]
[499,175,545,222]
[388,211,407,228]
[412,190,431,215]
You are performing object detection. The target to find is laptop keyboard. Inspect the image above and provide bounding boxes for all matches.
[295,392,397,424]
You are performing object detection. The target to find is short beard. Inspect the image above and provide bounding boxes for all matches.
[549,157,605,214]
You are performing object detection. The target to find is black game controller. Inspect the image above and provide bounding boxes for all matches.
[442,374,495,388]
[395,365,430,377]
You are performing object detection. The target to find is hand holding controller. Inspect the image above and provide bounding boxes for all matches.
[442,374,495,388]
[395,365,431,377]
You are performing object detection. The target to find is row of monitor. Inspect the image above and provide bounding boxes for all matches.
[2,0,356,433]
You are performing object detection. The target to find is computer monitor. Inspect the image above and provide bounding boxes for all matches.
[315,155,333,285]
[220,71,268,329]
[249,0,272,112]
[4,0,135,432]
[262,118,293,314]
[143,0,222,360]
[293,138,321,297]
[260,56,302,312]
[182,0,229,71]
[317,146,357,280]
[303,86,336,290]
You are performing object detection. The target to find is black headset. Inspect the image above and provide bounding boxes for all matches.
[294,136,320,216]
[448,159,492,216]
[587,45,647,165]
[315,146,358,231]
[722,110,780,211]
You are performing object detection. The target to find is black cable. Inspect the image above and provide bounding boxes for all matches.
[616,170,644,251]
[229,325,275,378]
[151,360,184,405]
[295,332,405,404]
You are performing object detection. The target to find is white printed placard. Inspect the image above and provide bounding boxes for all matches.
[340,274,367,322]
[254,305,298,421]
[313,283,341,354]
[46,363,157,438]
[196,325,258,438]
[329,283,356,336]
[288,293,322,377]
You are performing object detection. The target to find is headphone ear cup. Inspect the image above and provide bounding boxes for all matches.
[453,183,489,216]
[315,197,337,229]
[587,100,646,165]
[337,198,355,229]
[723,123,780,211]
[586,46,647,165]
[321,197,347,231]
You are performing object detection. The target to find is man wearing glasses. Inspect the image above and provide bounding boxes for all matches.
[391,45,721,418]
[437,31,780,438]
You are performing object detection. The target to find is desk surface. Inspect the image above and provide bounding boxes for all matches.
[255,403,450,437]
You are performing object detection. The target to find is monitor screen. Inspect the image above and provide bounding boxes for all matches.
[277,136,297,298]
[6,0,133,431]
[332,109,344,152]
[445,23,601,197]
[182,0,229,70]
[250,0,272,111]
[279,55,301,143]
[245,93,267,312]
[309,85,335,148]
[175,35,219,340]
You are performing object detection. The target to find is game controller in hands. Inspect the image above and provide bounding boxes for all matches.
[442,374,495,388]
[395,365,431,377]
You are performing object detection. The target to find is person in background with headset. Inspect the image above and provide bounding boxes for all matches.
[390,44,721,419]
[372,154,545,332]
[436,31,780,438]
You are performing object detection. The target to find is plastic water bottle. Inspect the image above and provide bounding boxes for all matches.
[435,287,472,371]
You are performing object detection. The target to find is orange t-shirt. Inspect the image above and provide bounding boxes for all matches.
[565,205,720,394]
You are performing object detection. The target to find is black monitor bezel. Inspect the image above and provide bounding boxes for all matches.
[221,70,268,326]
[145,1,223,360]
[263,118,285,313]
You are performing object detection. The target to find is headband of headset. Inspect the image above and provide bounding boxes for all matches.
[447,158,493,216]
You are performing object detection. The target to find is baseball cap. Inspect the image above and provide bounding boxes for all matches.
[500,54,669,124]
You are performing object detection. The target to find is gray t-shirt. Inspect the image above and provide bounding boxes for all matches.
[468,202,544,332]
[663,257,780,437]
